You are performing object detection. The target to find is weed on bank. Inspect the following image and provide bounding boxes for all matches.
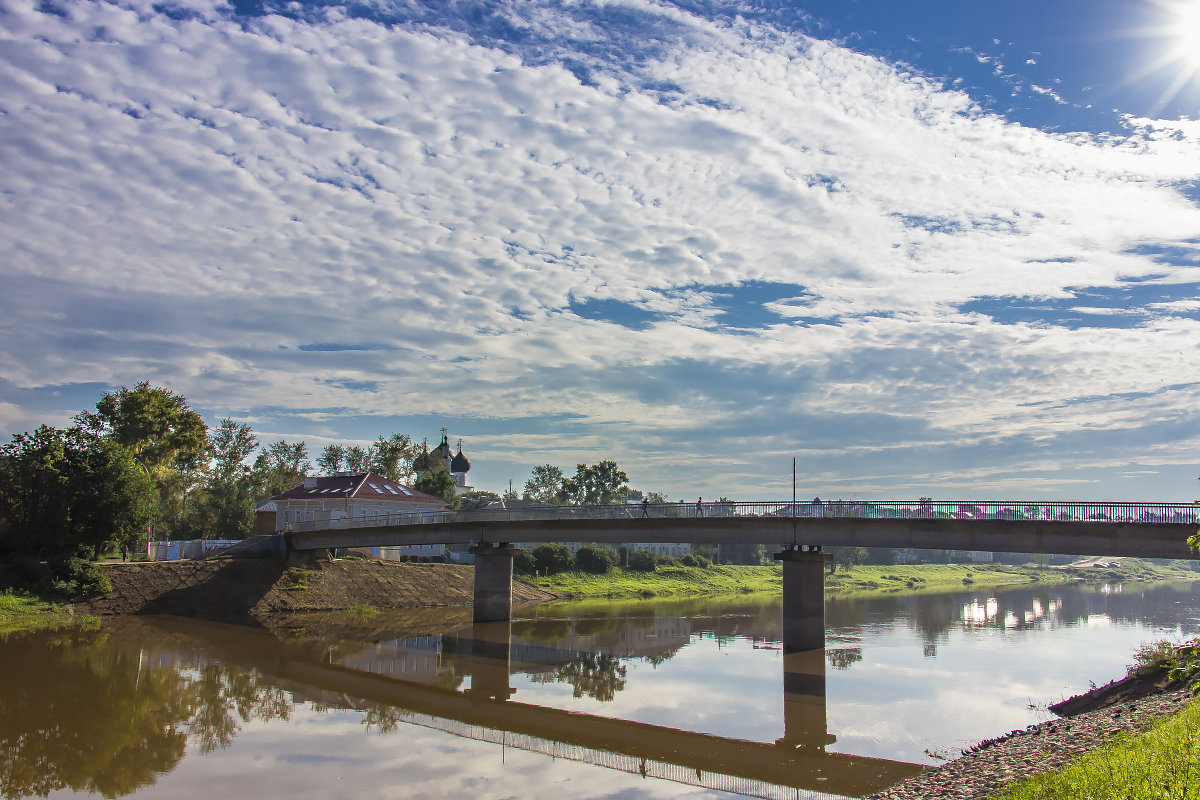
[996,698,1200,800]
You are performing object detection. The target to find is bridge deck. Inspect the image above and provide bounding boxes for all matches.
[288,511,1198,559]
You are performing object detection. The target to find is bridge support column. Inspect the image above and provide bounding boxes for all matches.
[470,543,517,623]
[774,547,829,654]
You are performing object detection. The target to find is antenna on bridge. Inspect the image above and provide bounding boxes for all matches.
[792,456,797,547]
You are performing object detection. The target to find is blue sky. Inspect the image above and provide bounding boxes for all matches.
[2,0,1199,500]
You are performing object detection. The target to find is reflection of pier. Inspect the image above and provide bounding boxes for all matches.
[143,617,924,799]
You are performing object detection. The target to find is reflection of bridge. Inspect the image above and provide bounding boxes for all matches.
[144,616,925,800]
[279,499,1198,652]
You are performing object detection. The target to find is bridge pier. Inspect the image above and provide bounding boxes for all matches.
[774,547,829,654]
[470,543,517,623]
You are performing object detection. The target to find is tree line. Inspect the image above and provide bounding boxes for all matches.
[0,382,468,570]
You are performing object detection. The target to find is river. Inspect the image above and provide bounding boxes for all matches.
[3,579,1198,800]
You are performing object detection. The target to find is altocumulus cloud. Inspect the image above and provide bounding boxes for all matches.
[1,0,1199,498]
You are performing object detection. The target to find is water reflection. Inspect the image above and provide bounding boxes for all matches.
[0,626,292,799]
[2,580,1197,800]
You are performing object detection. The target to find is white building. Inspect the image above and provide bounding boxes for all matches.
[270,472,446,530]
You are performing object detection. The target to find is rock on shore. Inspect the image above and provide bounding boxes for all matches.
[868,680,1192,800]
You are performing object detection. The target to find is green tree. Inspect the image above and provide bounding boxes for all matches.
[344,445,368,473]
[523,464,564,504]
[316,444,345,475]
[557,461,629,506]
[76,382,207,539]
[531,543,574,575]
[627,549,657,572]
[574,545,619,574]
[829,546,869,574]
[195,419,258,540]
[252,440,309,499]
[0,426,151,560]
[413,467,460,509]
[367,433,418,482]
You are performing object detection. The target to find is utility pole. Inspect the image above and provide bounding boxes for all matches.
[792,456,797,547]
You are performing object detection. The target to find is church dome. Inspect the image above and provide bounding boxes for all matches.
[451,446,471,473]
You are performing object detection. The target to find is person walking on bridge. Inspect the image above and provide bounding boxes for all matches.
[696,497,703,518]
[641,497,649,517]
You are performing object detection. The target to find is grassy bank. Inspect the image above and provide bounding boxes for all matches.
[0,591,84,635]
[527,560,1200,601]
[996,697,1200,800]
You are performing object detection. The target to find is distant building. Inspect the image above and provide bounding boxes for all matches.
[270,472,446,531]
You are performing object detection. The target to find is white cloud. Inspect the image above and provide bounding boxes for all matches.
[1,0,1199,498]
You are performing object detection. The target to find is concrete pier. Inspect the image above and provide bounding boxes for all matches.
[470,542,517,623]
[774,547,829,654]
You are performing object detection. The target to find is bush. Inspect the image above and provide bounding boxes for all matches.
[574,545,619,574]
[0,555,109,597]
[680,553,711,568]
[627,549,657,572]
[532,543,574,575]
[513,549,536,575]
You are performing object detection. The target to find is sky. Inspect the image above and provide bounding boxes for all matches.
[2,0,1199,501]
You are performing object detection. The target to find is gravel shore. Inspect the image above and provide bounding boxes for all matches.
[867,680,1192,800]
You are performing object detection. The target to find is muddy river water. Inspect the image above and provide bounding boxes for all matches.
[3,580,1199,800]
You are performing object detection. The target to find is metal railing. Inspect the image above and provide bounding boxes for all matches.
[283,500,1200,533]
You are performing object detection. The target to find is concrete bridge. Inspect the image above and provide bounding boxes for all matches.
[281,499,1198,652]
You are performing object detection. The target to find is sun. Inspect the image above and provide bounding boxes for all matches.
[1131,0,1200,113]
[1165,0,1200,72]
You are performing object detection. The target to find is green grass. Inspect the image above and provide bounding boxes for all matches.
[529,564,782,599]
[0,590,93,635]
[996,698,1200,800]
[527,560,1200,602]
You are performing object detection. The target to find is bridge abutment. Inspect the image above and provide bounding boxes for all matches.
[470,543,517,623]
[774,547,829,653]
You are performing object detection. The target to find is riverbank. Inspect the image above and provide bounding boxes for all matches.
[0,591,83,634]
[75,557,557,619]
[868,654,1196,800]
[528,560,1199,601]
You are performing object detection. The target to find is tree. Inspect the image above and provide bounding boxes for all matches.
[76,382,207,539]
[531,543,574,575]
[316,444,345,475]
[627,549,657,572]
[575,545,619,574]
[829,546,869,574]
[557,461,629,506]
[195,419,258,540]
[523,465,564,504]
[344,445,368,473]
[252,440,309,499]
[367,434,418,482]
[413,467,460,509]
[0,426,150,560]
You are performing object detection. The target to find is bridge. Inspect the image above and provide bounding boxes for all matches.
[280,499,1199,651]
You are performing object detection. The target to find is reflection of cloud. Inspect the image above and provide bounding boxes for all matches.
[1,0,1199,498]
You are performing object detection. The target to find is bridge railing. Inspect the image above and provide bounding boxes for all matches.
[282,500,1200,533]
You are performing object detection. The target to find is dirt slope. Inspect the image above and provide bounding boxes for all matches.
[80,557,558,619]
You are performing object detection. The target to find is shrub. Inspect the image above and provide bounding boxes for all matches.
[513,549,536,575]
[627,549,657,572]
[574,545,619,574]
[680,553,711,568]
[1128,639,1185,677]
[532,543,574,575]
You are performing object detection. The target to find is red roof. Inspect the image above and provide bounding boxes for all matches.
[272,472,445,505]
